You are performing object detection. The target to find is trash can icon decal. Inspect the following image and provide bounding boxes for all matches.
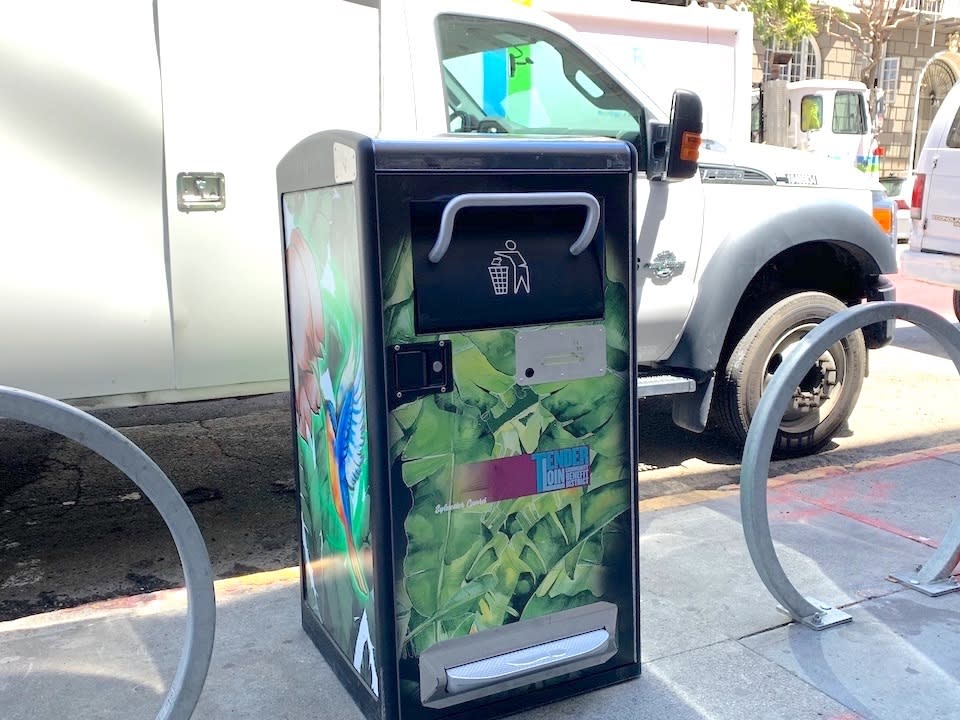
[488,240,530,296]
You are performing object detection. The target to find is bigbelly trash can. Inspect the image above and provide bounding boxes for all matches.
[277,131,639,720]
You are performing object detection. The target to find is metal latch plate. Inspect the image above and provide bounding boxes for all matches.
[177,172,225,212]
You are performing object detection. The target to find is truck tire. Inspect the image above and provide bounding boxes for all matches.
[953,289,960,324]
[715,292,866,458]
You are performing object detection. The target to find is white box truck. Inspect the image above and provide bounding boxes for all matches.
[0,0,897,455]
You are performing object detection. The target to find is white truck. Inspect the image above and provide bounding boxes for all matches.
[1,0,897,456]
[760,79,878,174]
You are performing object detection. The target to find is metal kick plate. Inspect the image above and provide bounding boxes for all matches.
[515,325,606,386]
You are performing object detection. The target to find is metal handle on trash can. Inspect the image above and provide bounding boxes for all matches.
[428,191,601,263]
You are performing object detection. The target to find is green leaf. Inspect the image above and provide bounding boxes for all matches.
[540,374,623,428]
[384,298,416,344]
[481,502,512,533]
[510,530,547,576]
[383,235,415,308]
[563,540,584,581]
[565,382,626,438]
[606,347,629,374]
[441,613,477,640]
[467,532,510,579]
[465,329,516,376]
[513,489,580,537]
[548,562,608,599]
[493,422,522,457]
[401,449,490,638]
[404,574,498,645]
[393,399,423,431]
[580,482,631,536]
[452,404,495,465]
[387,414,405,448]
[434,558,496,618]
[402,398,456,460]
[603,282,630,353]
[390,399,423,461]
[452,340,515,413]
[748,0,817,44]
[520,589,596,620]
[589,453,631,490]
[402,454,454,488]
[587,399,628,459]
[492,408,542,457]
[536,419,582,452]
[521,531,608,621]
[474,536,536,630]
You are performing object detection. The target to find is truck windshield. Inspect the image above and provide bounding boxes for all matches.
[437,14,642,139]
[833,91,867,135]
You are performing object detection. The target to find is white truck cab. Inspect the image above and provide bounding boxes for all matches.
[770,79,876,174]
[753,77,877,176]
[1,0,897,456]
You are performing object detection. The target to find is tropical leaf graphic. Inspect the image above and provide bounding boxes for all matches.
[384,225,633,659]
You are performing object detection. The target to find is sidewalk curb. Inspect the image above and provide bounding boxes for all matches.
[640,442,960,513]
[0,567,300,632]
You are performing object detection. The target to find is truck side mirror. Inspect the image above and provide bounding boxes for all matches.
[664,89,703,180]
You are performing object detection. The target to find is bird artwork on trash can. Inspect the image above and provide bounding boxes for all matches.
[285,189,378,695]
[319,358,370,599]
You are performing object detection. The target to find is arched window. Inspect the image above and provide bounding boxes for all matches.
[763,37,821,82]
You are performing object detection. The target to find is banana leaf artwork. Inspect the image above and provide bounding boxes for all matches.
[383,233,633,660]
[283,185,378,695]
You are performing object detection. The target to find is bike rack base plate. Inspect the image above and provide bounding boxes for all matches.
[889,571,960,597]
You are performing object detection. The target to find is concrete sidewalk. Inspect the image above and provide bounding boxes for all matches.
[2,446,959,720]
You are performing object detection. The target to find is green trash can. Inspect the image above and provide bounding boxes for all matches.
[277,130,639,720]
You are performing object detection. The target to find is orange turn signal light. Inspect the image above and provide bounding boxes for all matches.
[872,205,894,235]
[679,131,701,163]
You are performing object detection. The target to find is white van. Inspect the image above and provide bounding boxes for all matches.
[900,82,960,320]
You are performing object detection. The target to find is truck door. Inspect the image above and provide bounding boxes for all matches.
[0,2,174,401]
[831,90,871,171]
[155,0,380,394]
[404,2,705,362]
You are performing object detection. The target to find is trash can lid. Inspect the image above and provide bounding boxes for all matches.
[372,134,635,173]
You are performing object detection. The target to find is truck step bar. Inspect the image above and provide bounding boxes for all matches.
[637,374,697,398]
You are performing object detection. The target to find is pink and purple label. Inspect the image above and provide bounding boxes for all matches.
[439,446,591,514]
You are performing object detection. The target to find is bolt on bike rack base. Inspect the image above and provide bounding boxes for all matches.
[740,302,960,630]
[0,385,216,720]
[778,603,853,631]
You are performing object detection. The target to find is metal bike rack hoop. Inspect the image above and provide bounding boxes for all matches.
[740,302,960,629]
[0,386,216,719]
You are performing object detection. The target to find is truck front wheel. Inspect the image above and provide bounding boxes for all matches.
[715,292,866,458]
